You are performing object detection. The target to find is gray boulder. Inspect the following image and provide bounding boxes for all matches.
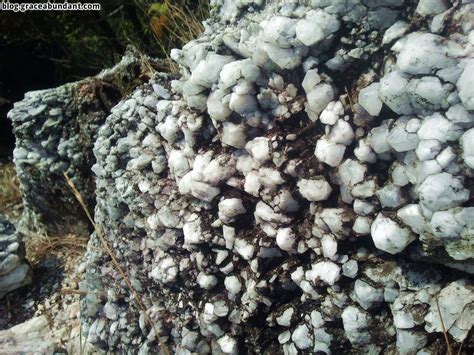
[0,215,31,298]
[7,51,145,236]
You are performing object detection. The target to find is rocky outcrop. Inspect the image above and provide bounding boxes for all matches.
[0,215,31,298]
[6,0,472,353]
[7,52,145,236]
[77,0,473,353]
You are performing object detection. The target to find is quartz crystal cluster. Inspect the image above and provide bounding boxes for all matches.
[8,0,473,353]
[7,53,144,236]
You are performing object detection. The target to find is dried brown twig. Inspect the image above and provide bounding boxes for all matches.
[64,173,170,355]
[436,297,455,355]
[430,294,466,355]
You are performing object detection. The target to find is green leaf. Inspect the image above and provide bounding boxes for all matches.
[148,3,169,16]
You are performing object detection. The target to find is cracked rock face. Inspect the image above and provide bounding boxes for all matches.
[7,53,144,236]
[47,0,472,353]
[0,215,31,298]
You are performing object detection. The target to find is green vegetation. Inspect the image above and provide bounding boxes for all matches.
[0,0,209,82]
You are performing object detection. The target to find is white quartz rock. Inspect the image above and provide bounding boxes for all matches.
[315,208,353,237]
[314,137,346,167]
[179,174,220,202]
[351,180,377,199]
[430,210,462,238]
[183,216,211,245]
[415,160,442,184]
[245,137,271,164]
[218,335,238,354]
[417,113,455,142]
[353,216,372,235]
[396,330,427,355]
[276,308,294,327]
[461,128,474,169]
[150,257,178,284]
[328,119,354,145]
[416,140,442,161]
[392,164,409,186]
[263,43,302,70]
[354,200,376,216]
[234,238,255,260]
[191,53,234,88]
[197,273,218,290]
[244,171,261,196]
[408,76,449,113]
[436,146,456,168]
[292,324,312,350]
[258,167,285,190]
[376,184,404,208]
[297,178,333,202]
[218,198,247,223]
[418,173,470,211]
[342,306,371,347]
[369,123,392,154]
[342,260,358,278]
[387,120,419,152]
[207,90,231,121]
[221,122,247,148]
[305,261,341,286]
[224,275,242,295]
[302,69,321,93]
[306,84,335,121]
[382,21,410,45]
[358,83,383,116]
[295,19,325,46]
[296,9,339,47]
[424,280,474,342]
[397,204,426,234]
[321,234,338,258]
[397,33,453,75]
[354,279,384,310]
[457,60,474,110]
[354,139,377,163]
[371,213,415,254]
[338,159,367,188]
[203,156,235,186]
[276,228,296,252]
[446,103,474,126]
[229,92,258,116]
[262,16,298,47]
[255,201,291,224]
[320,100,344,125]
[158,116,180,143]
[220,59,261,89]
[379,71,412,115]
[168,149,190,178]
[416,0,449,16]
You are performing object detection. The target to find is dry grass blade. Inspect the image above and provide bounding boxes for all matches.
[63,173,170,355]
[59,288,88,296]
[26,233,88,267]
[345,86,355,113]
[435,297,453,355]
[0,162,21,213]
[456,339,464,355]
[150,0,208,74]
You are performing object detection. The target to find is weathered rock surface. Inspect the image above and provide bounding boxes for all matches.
[7,51,145,236]
[0,316,55,353]
[8,0,474,353]
[0,215,31,299]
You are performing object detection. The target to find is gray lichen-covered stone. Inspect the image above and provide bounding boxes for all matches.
[8,0,469,353]
[7,51,145,236]
[0,215,32,298]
